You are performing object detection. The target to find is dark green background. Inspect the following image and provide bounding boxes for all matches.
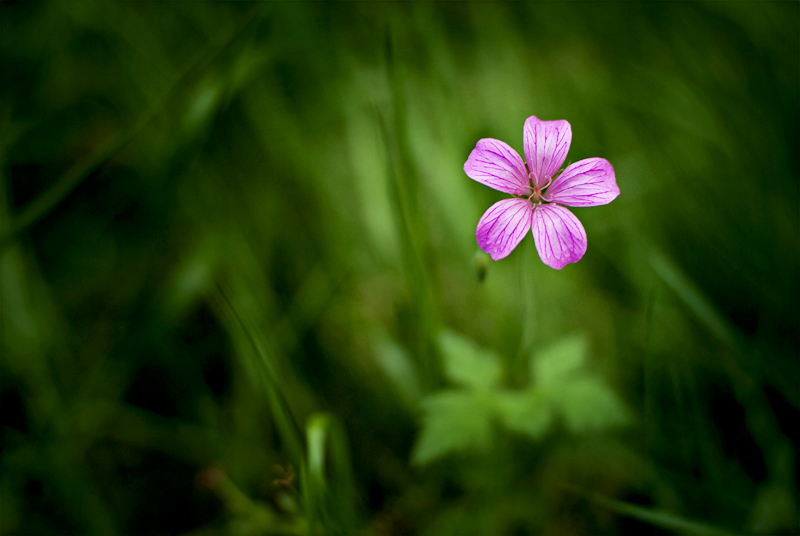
[0,2,797,535]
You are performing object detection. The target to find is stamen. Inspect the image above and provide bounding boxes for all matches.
[527,190,543,206]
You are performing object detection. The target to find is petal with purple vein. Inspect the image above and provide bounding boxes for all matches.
[531,204,587,270]
[476,198,533,260]
[544,158,619,207]
[523,116,572,189]
[464,139,531,195]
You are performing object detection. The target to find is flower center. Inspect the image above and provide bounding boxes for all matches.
[525,174,554,207]
[527,189,544,206]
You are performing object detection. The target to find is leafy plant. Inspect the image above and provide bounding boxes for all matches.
[412,331,628,464]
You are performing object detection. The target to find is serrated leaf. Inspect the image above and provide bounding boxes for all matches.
[495,390,553,439]
[551,377,628,432]
[438,330,502,390]
[412,391,493,465]
[533,334,587,387]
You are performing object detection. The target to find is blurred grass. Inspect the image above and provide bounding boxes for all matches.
[0,2,798,535]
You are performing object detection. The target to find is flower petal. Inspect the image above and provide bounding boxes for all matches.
[544,157,619,207]
[476,198,533,260]
[531,204,587,270]
[464,139,531,195]
[523,116,572,189]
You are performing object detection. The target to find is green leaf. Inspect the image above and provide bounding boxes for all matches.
[439,330,502,390]
[533,334,587,387]
[412,391,493,465]
[565,484,738,536]
[304,413,357,535]
[373,333,421,405]
[551,377,628,432]
[495,390,553,439]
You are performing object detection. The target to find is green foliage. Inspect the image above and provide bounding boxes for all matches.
[439,330,502,390]
[534,335,628,432]
[413,391,495,465]
[555,377,628,433]
[494,390,552,439]
[565,484,738,536]
[303,413,357,535]
[413,332,628,464]
[533,334,587,386]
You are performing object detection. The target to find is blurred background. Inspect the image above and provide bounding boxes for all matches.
[0,2,797,535]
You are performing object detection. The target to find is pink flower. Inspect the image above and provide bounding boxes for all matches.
[464,116,619,269]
